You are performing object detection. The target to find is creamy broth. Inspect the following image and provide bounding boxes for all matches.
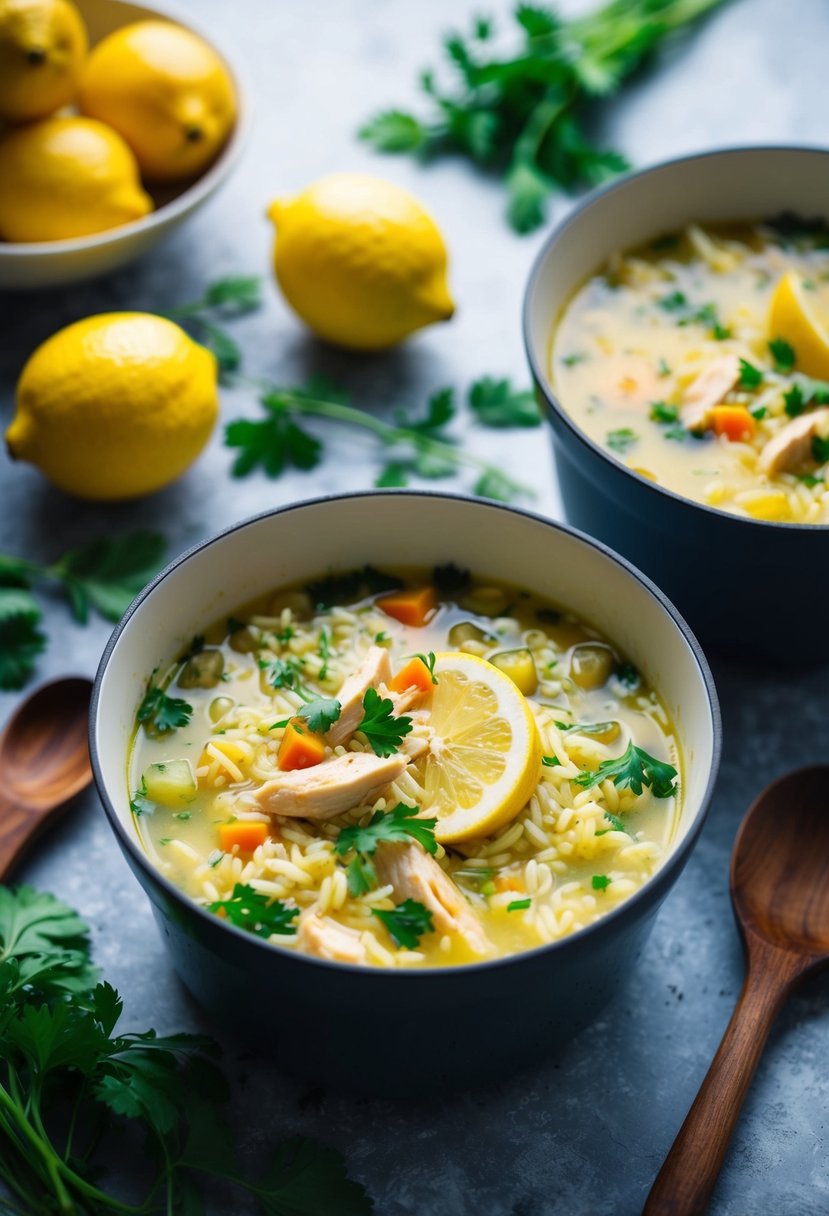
[551,221,829,523]
[128,566,681,968]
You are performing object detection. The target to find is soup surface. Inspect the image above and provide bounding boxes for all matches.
[551,220,829,523]
[129,566,680,968]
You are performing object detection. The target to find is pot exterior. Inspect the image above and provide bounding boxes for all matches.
[145,875,661,1096]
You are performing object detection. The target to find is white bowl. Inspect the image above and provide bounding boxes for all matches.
[0,0,248,290]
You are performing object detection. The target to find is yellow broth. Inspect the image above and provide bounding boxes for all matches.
[551,221,829,523]
[128,567,681,968]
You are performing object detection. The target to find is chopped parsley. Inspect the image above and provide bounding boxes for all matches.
[658,290,688,312]
[562,352,588,367]
[541,755,561,768]
[607,428,638,454]
[136,684,193,736]
[372,899,434,949]
[738,359,764,390]
[507,898,531,912]
[468,376,541,428]
[295,696,342,734]
[260,656,301,690]
[768,337,796,372]
[130,778,155,817]
[357,687,413,756]
[318,627,331,680]
[575,741,678,799]
[592,875,612,891]
[784,378,829,417]
[812,435,829,465]
[649,402,679,424]
[208,882,299,937]
[657,358,672,377]
[336,804,437,895]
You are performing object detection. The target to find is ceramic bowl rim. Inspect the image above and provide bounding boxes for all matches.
[0,0,250,261]
[523,142,829,533]
[90,489,722,981]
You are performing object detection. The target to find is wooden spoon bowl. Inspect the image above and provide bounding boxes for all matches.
[0,676,93,880]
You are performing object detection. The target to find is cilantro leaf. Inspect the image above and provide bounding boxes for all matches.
[296,696,342,733]
[372,898,434,949]
[738,359,764,390]
[468,377,540,428]
[335,804,438,859]
[575,741,678,799]
[137,685,193,735]
[357,688,413,756]
[208,883,299,937]
[768,336,796,372]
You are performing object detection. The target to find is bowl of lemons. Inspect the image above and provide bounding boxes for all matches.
[0,0,247,289]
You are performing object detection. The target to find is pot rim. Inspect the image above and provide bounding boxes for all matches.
[523,142,829,533]
[90,489,722,981]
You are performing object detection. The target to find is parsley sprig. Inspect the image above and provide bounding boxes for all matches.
[0,533,165,690]
[136,682,193,736]
[0,885,371,1214]
[208,882,300,937]
[575,741,678,798]
[225,375,537,503]
[335,804,438,895]
[164,274,262,377]
[359,0,728,233]
[357,688,414,756]
[372,898,434,949]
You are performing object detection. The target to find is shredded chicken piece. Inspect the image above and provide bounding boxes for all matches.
[758,408,829,475]
[247,751,408,820]
[680,354,741,431]
[327,646,391,747]
[374,843,492,955]
[297,914,367,964]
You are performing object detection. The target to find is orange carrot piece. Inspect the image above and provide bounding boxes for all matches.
[377,586,437,627]
[710,405,756,442]
[388,656,434,699]
[494,875,523,893]
[218,821,268,853]
[277,719,326,772]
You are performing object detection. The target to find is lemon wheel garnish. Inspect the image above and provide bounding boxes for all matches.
[416,651,542,845]
[768,270,829,380]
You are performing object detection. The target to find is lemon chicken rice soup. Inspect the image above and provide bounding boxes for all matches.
[551,217,829,523]
[129,565,680,969]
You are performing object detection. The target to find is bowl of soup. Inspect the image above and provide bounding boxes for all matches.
[91,492,719,1093]
[524,146,829,659]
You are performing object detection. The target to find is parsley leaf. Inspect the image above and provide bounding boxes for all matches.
[335,804,438,859]
[295,696,342,733]
[208,883,299,937]
[738,359,764,390]
[130,778,156,817]
[575,741,678,798]
[592,874,612,891]
[768,336,796,372]
[0,885,97,998]
[226,397,323,478]
[357,689,413,756]
[262,656,302,690]
[468,376,540,428]
[650,402,679,424]
[0,610,47,690]
[372,898,434,949]
[607,428,638,454]
[784,384,805,417]
[358,109,427,151]
[137,685,193,735]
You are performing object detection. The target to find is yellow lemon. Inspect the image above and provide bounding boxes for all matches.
[268,172,455,350]
[6,313,219,500]
[768,270,829,379]
[414,651,542,845]
[78,20,236,181]
[0,0,87,121]
[0,116,152,242]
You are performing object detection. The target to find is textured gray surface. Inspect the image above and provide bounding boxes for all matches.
[1,0,829,1212]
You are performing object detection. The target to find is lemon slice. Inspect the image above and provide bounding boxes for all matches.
[768,271,829,379]
[416,651,542,845]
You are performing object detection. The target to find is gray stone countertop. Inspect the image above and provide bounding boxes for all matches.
[2,0,828,1212]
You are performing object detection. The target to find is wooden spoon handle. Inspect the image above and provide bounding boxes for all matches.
[0,793,47,883]
[644,944,806,1216]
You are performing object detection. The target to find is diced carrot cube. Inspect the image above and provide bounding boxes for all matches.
[711,405,756,442]
[388,656,434,699]
[494,875,523,893]
[277,718,326,772]
[377,586,437,627]
[218,821,268,853]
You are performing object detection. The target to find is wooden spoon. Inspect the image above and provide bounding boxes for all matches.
[644,765,829,1215]
[0,676,93,881]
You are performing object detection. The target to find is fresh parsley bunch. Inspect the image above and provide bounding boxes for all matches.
[0,885,372,1214]
[360,0,728,232]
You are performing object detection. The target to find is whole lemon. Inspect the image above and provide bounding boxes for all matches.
[0,116,152,242]
[268,173,455,351]
[6,314,219,500]
[0,0,87,121]
[78,20,236,182]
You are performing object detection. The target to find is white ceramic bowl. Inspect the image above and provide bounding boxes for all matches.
[0,0,248,290]
[91,492,720,1094]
